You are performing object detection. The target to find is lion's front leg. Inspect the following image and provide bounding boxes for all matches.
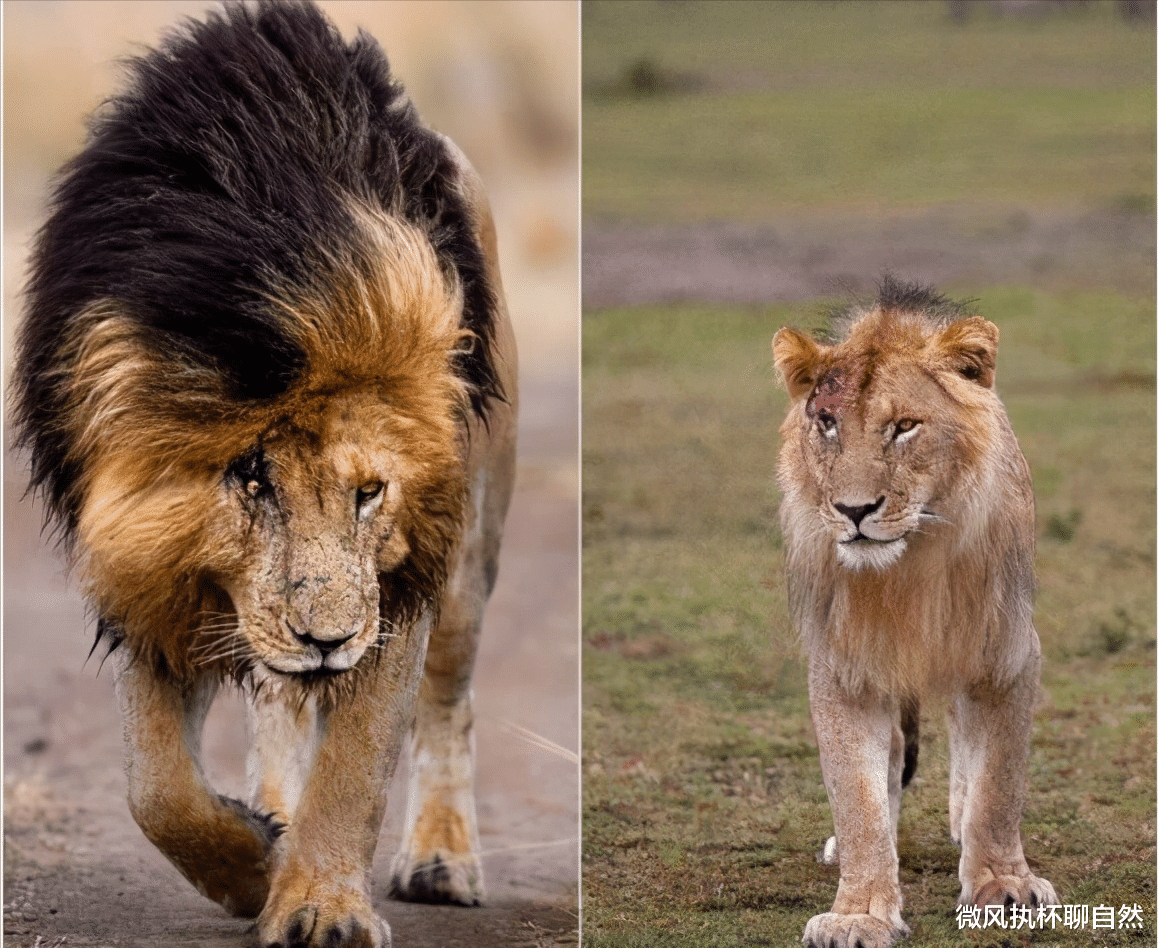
[950,650,1057,912]
[804,660,909,948]
[255,617,431,948]
[113,648,276,918]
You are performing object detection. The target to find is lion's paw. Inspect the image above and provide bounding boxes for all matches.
[388,850,482,906]
[168,795,278,918]
[803,912,909,948]
[256,889,389,948]
[969,873,1057,911]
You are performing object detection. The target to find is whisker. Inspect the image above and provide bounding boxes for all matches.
[189,630,245,647]
[492,719,579,764]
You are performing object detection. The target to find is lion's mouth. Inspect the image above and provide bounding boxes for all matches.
[263,654,358,681]
[836,533,908,571]
[257,639,369,677]
[841,533,903,547]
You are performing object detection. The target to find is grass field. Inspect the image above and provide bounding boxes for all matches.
[581,2,1155,945]
[582,291,1155,946]
[583,0,1154,222]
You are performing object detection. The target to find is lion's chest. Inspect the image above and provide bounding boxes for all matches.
[820,552,1004,696]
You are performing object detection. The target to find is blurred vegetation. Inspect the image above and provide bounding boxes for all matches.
[583,0,1154,222]
[581,2,1155,945]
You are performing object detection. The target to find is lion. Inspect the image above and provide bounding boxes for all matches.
[12,4,517,947]
[771,277,1057,948]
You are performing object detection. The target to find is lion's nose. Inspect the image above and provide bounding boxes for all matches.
[833,497,884,527]
[293,628,357,656]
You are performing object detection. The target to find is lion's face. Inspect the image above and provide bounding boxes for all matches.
[206,391,464,678]
[774,309,1000,572]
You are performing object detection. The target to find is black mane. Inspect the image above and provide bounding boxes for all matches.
[15,0,501,537]
[820,274,975,343]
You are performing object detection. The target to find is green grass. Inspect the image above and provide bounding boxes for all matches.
[581,290,1155,946]
[583,0,1155,222]
[581,3,1154,944]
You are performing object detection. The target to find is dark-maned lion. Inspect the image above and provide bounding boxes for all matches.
[12,3,517,946]
[772,277,1056,948]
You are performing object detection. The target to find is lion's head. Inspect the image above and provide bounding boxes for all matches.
[65,213,471,683]
[773,281,1010,573]
[208,391,463,678]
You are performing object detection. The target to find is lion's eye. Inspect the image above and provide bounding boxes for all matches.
[227,448,270,500]
[893,418,922,442]
[817,411,838,439]
[356,480,385,515]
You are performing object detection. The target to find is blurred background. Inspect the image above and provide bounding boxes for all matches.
[582,2,1154,945]
[4,3,578,946]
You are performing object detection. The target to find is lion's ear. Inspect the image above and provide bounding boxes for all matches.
[936,316,998,389]
[773,328,825,402]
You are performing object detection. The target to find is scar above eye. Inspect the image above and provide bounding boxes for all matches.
[807,369,846,419]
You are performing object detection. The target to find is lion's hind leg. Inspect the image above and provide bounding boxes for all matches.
[388,453,512,907]
[388,606,486,906]
[245,670,320,827]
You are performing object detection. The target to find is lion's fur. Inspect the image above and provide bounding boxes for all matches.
[774,280,1036,697]
[773,276,1054,947]
[13,3,518,941]
[62,211,471,680]
[15,0,503,544]
[13,3,492,682]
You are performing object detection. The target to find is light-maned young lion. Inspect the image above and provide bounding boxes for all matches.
[772,277,1056,948]
[13,4,516,947]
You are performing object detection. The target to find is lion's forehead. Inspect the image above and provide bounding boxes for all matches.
[255,434,391,489]
[806,354,937,427]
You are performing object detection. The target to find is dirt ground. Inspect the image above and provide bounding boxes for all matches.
[3,2,579,947]
[583,205,1155,309]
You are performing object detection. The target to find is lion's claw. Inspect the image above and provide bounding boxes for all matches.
[257,892,389,948]
[969,874,1058,912]
[802,912,909,948]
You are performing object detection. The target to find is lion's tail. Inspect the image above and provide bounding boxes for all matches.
[901,697,920,788]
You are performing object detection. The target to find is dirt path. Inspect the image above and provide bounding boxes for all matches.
[583,205,1154,309]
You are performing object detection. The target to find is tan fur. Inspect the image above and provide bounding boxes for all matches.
[69,152,516,948]
[773,300,1056,947]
